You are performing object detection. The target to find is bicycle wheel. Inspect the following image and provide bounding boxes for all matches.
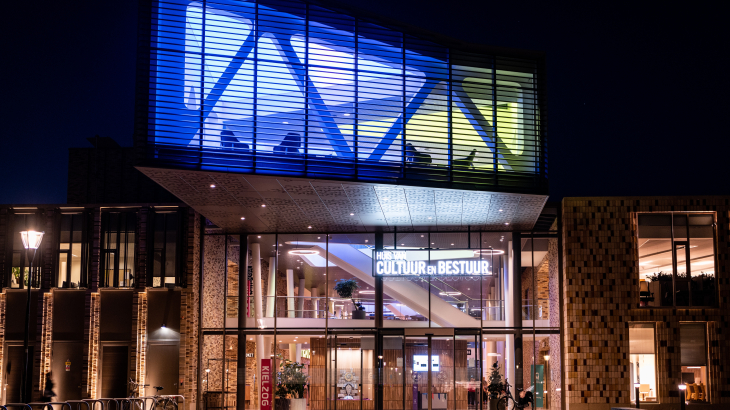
[496,396,514,410]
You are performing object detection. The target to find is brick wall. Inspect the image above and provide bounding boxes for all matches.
[562,197,730,410]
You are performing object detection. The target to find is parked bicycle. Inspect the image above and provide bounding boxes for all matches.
[496,379,533,410]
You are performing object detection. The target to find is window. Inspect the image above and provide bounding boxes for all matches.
[638,213,716,307]
[9,212,42,289]
[629,323,657,403]
[680,323,709,403]
[150,211,180,287]
[57,213,86,288]
[100,211,136,287]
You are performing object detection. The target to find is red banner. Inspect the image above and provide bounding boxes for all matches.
[260,358,273,410]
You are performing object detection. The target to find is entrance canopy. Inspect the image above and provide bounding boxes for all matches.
[137,167,547,232]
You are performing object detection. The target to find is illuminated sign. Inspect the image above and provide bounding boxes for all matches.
[260,359,272,410]
[374,251,491,276]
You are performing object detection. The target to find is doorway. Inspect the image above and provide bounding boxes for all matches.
[397,330,480,410]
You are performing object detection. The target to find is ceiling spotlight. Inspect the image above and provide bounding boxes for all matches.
[401,243,404,246]
[241,217,245,220]
[499,209,503,212]
[505,222,509,225]
[257,235,261,238]
[451,243,454,246]
[261,204,266,207]
[210,184,216,188]
[289,249,319,255]
[428,217,432,220]
[421,235,424,237]
[365,240,369,243]
[350,213,355,216]
[308,225,312,229]
[317,236,321,239]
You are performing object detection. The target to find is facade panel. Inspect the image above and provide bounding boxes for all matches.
[139,0,547,193]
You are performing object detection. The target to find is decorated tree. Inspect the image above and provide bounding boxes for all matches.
[487,361,504,398]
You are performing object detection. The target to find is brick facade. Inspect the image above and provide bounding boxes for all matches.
[561,197,730,410]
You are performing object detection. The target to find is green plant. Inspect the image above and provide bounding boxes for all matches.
[333,278,364,310]
[11,267,29,287]
[276,355,308,399]
[646,271,672,282]
[486,361,504,398]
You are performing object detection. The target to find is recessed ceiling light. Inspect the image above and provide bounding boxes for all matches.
[350,213,355,216]
[308,225,312,229]
[401,243,404,246]
[344,113,350,116]
[261,204,266,207]
[431,243,435,245]
[365,240,368,243]
[241,217,245,220]
[257,235,261,238]
[210,184,216,188]
[451,243,454,246]
[499,209,503,212]
[421,235,424,237]
[505,222,509,225]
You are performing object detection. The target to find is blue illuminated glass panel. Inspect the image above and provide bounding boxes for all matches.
[144,0,546,192]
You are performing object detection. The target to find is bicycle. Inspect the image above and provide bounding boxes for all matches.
[496,379,533,410]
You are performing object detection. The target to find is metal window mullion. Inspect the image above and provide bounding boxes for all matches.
[253,2,258,170]
[401,33,406,178]
[304,3,309,175]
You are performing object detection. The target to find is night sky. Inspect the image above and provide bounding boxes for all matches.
[2,0,728,204]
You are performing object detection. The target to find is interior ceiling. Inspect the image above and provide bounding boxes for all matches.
[138,167,548,233]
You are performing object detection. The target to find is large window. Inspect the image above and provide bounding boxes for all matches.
[9,212,42,289]
[57,213,86,288]
[680,323,709,403]
[638,213,716,307]
[150,211,181,287]
[629,323,657,403]
[100,211,136,287]
[145,0,545,192]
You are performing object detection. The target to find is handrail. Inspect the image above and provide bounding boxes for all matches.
[81,399,105,410]
[94,398,120,410]
[3,405,32,410]
[66,400,91,410]
[28,403,72,410]
[128,398,146,410]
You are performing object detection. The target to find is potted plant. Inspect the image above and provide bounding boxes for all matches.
[276,356,308,410]
[486,361,505,410]
[646,271,673,306]
[333,278,366,319]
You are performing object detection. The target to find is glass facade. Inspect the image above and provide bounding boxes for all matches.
[637,213,717,307]
[201,227,559,410]
[142,0,547,192]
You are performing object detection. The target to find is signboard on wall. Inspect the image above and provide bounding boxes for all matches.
[247,266,253,317]
[374,251,491,276]
[260,359,273,410]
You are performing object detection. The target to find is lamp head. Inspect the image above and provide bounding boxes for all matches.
[679,383,686,391]
[544,355,550,361]
[20,230,44,250]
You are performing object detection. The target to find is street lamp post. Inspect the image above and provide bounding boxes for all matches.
[678,384,686,410]
[20,230,44,403]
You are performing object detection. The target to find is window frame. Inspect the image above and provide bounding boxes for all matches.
[7,211,44,289]
[55,212,88,289]
[147,209,186,288]
[636,212,718,308]
[628,322,659,404]
[99,210,138,288]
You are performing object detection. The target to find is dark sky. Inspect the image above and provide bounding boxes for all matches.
[2,0,728,204]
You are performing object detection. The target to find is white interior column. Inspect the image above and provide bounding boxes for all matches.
[297,278,305,318]
[295,344,302,363]
[286,269,295,318]
[506,240,516,399]
[252,243,267,410]
[289,343,296,361]
[266,256,276,318]
[312,287,319,318]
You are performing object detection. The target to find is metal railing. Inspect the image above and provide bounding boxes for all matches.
[522,299,550,320]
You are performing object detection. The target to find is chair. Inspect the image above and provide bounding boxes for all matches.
[697,382,706,401]
[639,384,650,401]
[688,383,698,401]
[639,280,654,304]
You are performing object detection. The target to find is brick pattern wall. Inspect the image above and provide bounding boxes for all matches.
[39,293,53,391]
[180,210,200,410]
[86,292,101,399]
[547,238,561,409]
[562,197,730,410]
[135,292,148,396]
